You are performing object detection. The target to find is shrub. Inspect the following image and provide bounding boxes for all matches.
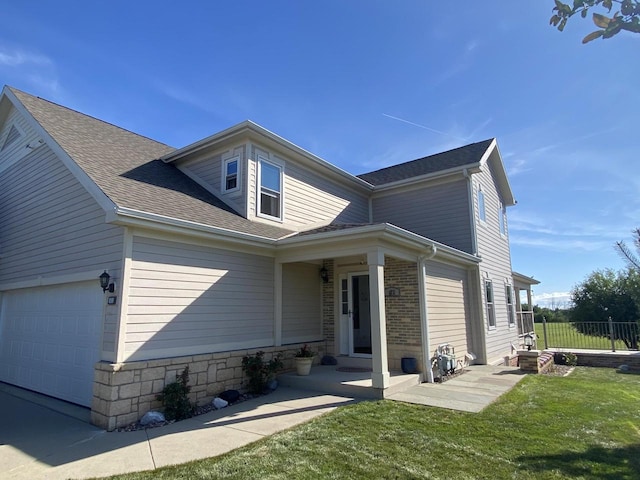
[156,366,193,421]
[554,352,578,366]
[242,351,283,394]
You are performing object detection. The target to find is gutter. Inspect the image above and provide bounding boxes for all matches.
[106,207,280,248]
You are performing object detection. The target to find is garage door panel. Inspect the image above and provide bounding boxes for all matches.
[0,281,103,406]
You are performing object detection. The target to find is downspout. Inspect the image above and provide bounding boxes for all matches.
[418,244,437,383]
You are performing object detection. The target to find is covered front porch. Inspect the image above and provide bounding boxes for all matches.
[276,223,481,396]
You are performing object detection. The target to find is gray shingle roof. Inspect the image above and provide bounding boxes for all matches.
[357,139,494,186]
[10,88,294,240]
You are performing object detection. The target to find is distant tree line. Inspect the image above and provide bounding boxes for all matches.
[539,229,640,349]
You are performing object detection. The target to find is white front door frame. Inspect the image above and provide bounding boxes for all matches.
[347,271,372,358]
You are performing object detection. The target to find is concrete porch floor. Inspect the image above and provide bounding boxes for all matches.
[278,365,421,399]
[279,364,527,413]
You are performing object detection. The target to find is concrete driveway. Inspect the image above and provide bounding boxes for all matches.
[0,383,357,480]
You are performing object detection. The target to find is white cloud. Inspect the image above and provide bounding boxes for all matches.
[0,48,52,67]
[532,291,572,309]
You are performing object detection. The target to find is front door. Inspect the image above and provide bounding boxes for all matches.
[348,273,372,356]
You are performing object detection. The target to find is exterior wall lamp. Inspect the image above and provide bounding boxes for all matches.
[100,270,115,293]
[523,334,534,351]
[320,266,329,284]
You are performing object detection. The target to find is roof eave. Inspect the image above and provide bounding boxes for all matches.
[370,163,483,192]
[162,120,373,191]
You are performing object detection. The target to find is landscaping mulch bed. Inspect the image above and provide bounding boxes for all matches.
[116,392,258,432]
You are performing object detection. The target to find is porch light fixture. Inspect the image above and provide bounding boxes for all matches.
[320,266,329,284]
[523,334,534,351]
[99,271,115,293]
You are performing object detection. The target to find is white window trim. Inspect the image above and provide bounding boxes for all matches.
[478,185,486,223]
[256,155,284,222]
[485,278,496,330]
[222,155,240,193]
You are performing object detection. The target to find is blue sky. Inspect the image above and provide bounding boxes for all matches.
[1,1,638,307]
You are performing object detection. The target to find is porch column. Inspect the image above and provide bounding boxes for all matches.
[367,249,390,390]
[526,287,533,310]
[274,261,282,346]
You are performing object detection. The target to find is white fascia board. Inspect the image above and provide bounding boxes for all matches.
[512,271,540,286]
[2,87,117,214]
[106,207,279,249]
[277,223,480,265]
[478,138,516,206]
[370,164,482,195]
[162,120,373,191]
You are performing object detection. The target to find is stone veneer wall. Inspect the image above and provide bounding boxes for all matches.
[383,257,424,372]
[321,259,336,357]
[92,342,322,431]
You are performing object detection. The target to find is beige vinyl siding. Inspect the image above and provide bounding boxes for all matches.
[180,145,247,215]
[371,179,473,253]
[281,262,322,343]
[0,106,38,171]
[425,260,470,360]
[248,144,369,230]
[473,155,517,364]
[126,236,275,361]
[0,144,124,356]
[283,161,370,228]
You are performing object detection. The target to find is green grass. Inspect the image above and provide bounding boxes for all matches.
[101,368,640,480]
[534,322,629,350]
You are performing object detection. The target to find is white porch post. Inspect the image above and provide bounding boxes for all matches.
[274,261,282,346]
[367,249,390,390]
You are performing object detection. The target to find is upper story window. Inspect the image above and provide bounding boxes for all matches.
[485,279,496,329]
[258,156,283,220]
[499,203,506,235]
[478,185,486,222]
[223,156,239,192]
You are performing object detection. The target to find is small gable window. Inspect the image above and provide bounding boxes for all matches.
[1,125,22,152]
[478,186,486,222]
[223,157,239,192]
[258,156,282,220]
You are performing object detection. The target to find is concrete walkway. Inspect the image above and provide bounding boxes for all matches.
[387,365,527,412]
[0,385,357,480]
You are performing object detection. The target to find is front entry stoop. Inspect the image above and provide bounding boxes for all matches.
[278,365,420,399]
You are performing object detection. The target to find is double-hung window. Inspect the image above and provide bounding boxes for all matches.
[258,156,282,220]
[506,285,515,327]
[485,280,496,329]
[223,157,239,192]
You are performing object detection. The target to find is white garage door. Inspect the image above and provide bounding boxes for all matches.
[0,281,103,406]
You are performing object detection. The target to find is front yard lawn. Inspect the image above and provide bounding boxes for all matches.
[103,368,640,479]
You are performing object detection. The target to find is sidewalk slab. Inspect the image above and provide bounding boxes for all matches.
[1,386,356,480]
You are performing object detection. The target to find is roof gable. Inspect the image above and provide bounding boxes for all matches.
[3,87,294,240]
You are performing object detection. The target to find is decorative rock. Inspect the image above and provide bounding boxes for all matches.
[267,379,278,391]
[219,389,240,403]
[321,355,337,365]
[140,411,165,426]
[212,397,228,409]
[618,364,630,373]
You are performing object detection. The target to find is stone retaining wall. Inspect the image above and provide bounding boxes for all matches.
[571,351,640,370]
[91,342,322,431]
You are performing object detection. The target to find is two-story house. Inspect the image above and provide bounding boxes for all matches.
[0,86,537,430]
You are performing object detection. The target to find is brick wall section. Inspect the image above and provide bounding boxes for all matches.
[92,342,322,431]
[384,257,424,372]
[321,259,335,356]
[518,350,554,373]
